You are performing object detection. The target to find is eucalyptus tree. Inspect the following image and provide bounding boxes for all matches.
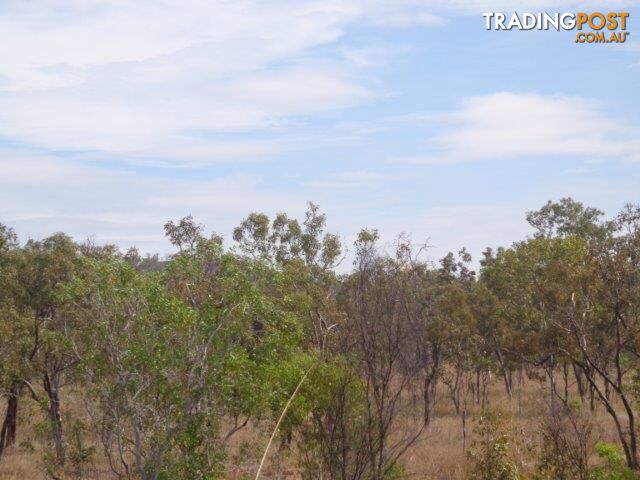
[331,230,437,479]
[526,197,615,240]
[233,202,341,270]
[560,204,640,470]
[62,220,308,480]
[481,237,579,404]
[482,200,640,471]
[28,235,81,465]
[0,223,30,458]
[479,198,615,402]
[0,232,82,467]
[232,202,343,356]
[231,203,353,475]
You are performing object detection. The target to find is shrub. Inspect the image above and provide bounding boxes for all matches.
[468,410,523,480]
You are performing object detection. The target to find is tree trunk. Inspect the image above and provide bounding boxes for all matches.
[548,367,556,410]
[423,374,437,426]
[563,362,569,403]
[422,344,439,426]
[573,362,585,405]
[495,347,512,399]
[0,382,20,458]
[461,408,467,452]
[43,372,65,466]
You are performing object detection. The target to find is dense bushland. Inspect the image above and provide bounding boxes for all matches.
[1,198,640,480]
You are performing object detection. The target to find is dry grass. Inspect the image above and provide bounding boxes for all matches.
[0,374,622,479]
[398,375,619,480]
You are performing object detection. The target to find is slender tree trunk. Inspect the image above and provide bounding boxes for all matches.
[461,408,467,452]
[423,374,437,426]
[573,362,585,405]
[447,370,462,415]
[548,367,556,410]
[43,372,65,466]
[422,344,439,426]
[605,381,611,402]
[495,347,512,399]
[481,371,488,408]
[563,362,569,403]
[502,368,512,398]
[0,382,20,459]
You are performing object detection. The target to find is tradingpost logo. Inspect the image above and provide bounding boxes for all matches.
[483,12,630,44]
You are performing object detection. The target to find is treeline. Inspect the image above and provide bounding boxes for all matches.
[0,199,639,480]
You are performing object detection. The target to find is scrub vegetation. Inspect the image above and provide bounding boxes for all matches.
[1,198,640,480]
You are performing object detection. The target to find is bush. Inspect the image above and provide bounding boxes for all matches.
[534,404,593,480]
[589,442,636,480]
[468,410,523,480]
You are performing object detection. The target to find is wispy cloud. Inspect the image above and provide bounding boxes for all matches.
[4,1,628,167]
[0,1,381,166]
[395,92,640,164]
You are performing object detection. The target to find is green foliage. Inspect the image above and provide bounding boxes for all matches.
[384,462,409,479]
[589,443,637,480]
[295,357,372,479]
[160,415,226,480]
[233,202,341,269]
[0,223,18,252]
[526,197,613,240]
[468,410,523,480]
[57,232,311,478]
[66,419,96,479]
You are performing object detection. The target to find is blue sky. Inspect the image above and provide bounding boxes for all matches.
[1,0,639,265]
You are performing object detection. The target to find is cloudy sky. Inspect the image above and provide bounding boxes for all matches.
[1,0,638,264]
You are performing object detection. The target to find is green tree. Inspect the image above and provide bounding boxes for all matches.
[62,223,307,480]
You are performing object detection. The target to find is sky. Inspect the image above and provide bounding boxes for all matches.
[1,0,639,266]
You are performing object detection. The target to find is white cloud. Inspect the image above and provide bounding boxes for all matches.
[396,92,640,164]
[1,1,634,167]
[0,1,381,165]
